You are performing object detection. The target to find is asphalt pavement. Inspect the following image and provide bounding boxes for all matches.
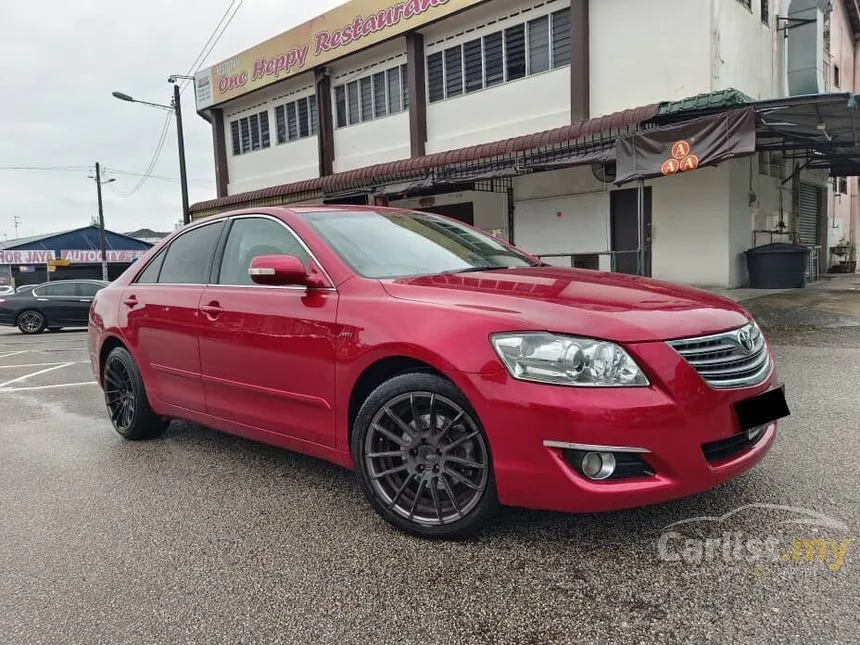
[0,312,858,645]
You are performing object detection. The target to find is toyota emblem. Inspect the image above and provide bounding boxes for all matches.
[737,329,755,353]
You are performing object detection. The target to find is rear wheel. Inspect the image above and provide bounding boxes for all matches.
[103,347,167,440]
[17,310,45,334]
[352,372,499,539]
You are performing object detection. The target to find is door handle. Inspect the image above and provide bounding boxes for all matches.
[200,302,224,318]
[123,295,138,307]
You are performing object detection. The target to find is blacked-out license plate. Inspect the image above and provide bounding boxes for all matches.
[734,385,790,432]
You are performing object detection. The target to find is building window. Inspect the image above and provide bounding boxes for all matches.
[505,25,526,81]
[334,63,408,128]
[833,176,848,194]
[738,0,752,9]
[761,0,769,24]
[528,16,550,75]
[463,38,483,93]
[834,64,841,88]
[551,9,572,68]
[274,95,317,144]
[427,7,571,103]
[445,46,463,96]
[758,151,769,175]
[230,111,270,155]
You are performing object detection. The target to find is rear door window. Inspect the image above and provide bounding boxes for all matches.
[38,282,78,297]
[78,283,104,297]
[157,221,225,285]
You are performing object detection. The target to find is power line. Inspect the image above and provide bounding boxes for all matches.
[0,163,212,186]
[106,168,214,184]
[110,113,173,197]
[179,0,246,96]
[119,0,246,195]
[181,0,241,87]
[0,165,90,172]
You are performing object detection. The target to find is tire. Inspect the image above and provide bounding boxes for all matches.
[17,310,46,334]
[102,346,168,440]
[352,372,499,539]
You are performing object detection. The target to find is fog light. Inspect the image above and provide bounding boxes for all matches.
[581,452,616,480]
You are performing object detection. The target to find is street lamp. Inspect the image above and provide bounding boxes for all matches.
[111,80,191,225]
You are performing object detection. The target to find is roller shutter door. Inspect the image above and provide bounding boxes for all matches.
[796,183,822,246]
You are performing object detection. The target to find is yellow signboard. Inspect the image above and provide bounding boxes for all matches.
[48,258,71,267]
[194,0,487,109]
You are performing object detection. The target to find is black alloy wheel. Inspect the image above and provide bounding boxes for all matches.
[103,347,167,440]
[352,372,499,539]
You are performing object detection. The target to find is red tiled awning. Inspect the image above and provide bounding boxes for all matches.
[190,103,659,214]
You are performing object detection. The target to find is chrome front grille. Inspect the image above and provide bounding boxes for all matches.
[667,323,770,389]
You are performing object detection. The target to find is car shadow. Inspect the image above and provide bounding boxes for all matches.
[150,419,782,548]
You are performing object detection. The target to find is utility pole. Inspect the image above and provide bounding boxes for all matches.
[12,215,21,239]
[173,82,191,225]
[94,162,109,281]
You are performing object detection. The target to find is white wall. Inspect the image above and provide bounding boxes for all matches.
[514,192,612,271]
[423,0,571,153]
[333,112,411,172]
[228,136,319,194]
[514,165,605,201]
[329,39,410,173]
[426,68,571,153]
[650,163,732,287]
[589,0,711,117]
[728,157,755,287]
[223,72,319,195]
[590,0,783,118]
[713,0,781,99]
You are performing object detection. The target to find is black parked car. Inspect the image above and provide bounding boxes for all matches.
[0,279,108,334]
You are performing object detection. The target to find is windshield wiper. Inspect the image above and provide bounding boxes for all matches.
[442,266,512,275]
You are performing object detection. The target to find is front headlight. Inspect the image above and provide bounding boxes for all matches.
[490,332,649,387]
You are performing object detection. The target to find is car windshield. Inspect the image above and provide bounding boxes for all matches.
[302,209,539,279]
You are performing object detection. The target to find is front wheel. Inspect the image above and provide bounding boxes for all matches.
[103,346,168,440]
[17,310,45,334]
[352,372,499,539]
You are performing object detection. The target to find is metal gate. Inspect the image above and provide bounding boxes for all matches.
[796,183,822,245]
[796,182,823,282]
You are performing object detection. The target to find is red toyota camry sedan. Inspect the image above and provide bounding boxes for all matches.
[88,206,790,538]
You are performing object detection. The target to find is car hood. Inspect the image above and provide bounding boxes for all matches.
[380,267,751,343]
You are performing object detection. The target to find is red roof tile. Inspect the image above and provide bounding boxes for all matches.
[191,103,659,213]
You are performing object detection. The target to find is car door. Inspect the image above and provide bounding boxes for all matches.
[33,282,81,325]
[121,220,225,414]
[197,215,339,447]
[72,282,105,325]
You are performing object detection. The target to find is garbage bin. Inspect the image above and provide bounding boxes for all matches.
[744,243,811,289]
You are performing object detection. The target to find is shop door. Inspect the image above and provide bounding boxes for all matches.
[611,188,652,276]
[796,183,822,246]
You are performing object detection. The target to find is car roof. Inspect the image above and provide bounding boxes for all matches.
[30,279,108,287]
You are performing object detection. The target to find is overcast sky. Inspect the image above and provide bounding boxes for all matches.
[0,0,343,241]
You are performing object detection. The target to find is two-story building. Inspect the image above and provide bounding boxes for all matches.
[189,0,860,288]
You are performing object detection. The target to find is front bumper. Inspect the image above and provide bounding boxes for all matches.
[456,339,782,514]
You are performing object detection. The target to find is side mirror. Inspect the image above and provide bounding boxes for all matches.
[248,255,327,288]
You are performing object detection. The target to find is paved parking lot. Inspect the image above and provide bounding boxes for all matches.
[0,318,858,645]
